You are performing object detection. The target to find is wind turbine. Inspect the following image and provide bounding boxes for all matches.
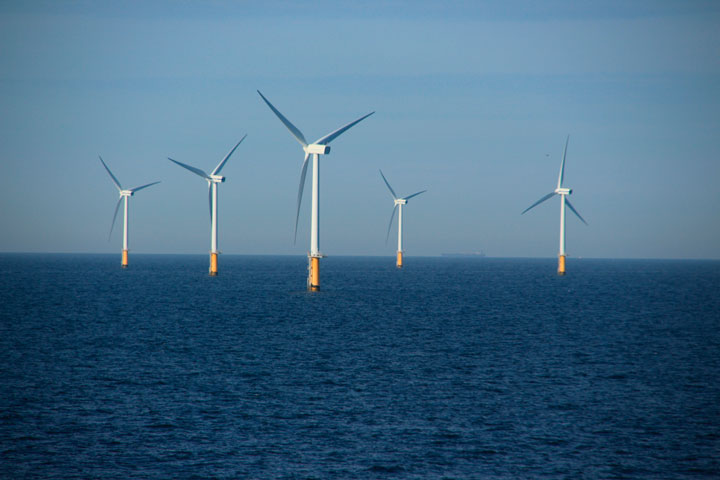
[521,135,588,275]
[379,170,426,268]
[258,90,373,291]
[98,156,160,268]
[167,135,246,276]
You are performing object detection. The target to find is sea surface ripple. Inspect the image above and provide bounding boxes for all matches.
[1,254,718,478]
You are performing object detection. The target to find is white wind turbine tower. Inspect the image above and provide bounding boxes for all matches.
[99,156,160,268]
[521,135,588,275]
[168,135,246,276]
[379,170,427,268]
[258,90,373,291]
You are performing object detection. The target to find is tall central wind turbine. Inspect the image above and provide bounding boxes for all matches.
[521,135,588,275]
[258,90,373,291]
[168,135,246,276]
[379,170,426,268]
[99,156,160,268]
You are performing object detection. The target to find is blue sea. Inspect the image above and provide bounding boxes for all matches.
[1,254,718,479]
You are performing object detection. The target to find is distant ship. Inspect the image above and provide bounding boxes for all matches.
[441,251,486,258]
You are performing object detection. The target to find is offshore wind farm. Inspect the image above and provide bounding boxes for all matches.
[2,4,718,261]
[1,2,719,480]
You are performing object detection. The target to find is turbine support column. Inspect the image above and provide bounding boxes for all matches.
[210,182,219,276]
[308,254,320,291]
[397,203,403,268]
[210,252,218,276]
[558,194,566,275]
[122,195,129,268]
[559,194,566,256]
[310,154,320,256]
[307,153,321,292]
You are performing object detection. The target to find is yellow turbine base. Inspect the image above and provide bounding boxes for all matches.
[396,251,403,268]
[209,252,218,276]
[558,254,566,275]
[121,249,128,268]
[308,256,320,291]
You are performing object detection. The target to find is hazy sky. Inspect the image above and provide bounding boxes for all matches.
[1,0,719,259]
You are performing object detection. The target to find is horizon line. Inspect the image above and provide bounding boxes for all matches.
[0,251,718,262]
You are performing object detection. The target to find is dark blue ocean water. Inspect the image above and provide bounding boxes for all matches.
[0,254,718,479]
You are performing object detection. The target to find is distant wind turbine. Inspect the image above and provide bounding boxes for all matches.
[99,156,160,268]
[521,135,588,275]
[379,170,426,268]
[258,90,373,291]
[168,135,246,275]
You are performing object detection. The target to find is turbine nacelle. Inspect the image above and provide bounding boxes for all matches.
[555,187,572,195]
[120,190,133,197]
[304,144,331,156]
[209,174,225,183]
[394,198,407,206]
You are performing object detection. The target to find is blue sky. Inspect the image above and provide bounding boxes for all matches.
[1,1,718,258]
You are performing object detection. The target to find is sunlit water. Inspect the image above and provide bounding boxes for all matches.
[1,254,718,479]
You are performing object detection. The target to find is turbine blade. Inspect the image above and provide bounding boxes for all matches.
[98,155,122,191]
[168,157,210,179]
[128,181,160,193]
[313,111,374,145]
[212,134,246,175]
[565,198,588,225]
[257,90,307,147]
[385,204,398,244]
[558,135,569,189]
[521,192,557,215]
[379,169,397,199]
[109,196,123,241]
[294,153,310,244]
[403,190,427,201]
